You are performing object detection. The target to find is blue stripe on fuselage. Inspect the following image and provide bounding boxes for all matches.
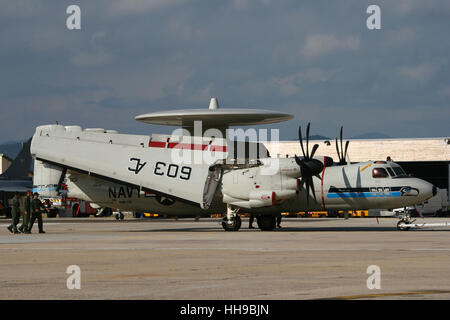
[327,191,402,198]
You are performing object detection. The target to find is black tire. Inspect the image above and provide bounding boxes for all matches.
[47,208,58,218]
[119,213,124,220]
[221,215,241,231]
[257,216,276,231]
[103,208,113,217]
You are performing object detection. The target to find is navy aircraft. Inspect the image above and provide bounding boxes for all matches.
[30,99,436,231]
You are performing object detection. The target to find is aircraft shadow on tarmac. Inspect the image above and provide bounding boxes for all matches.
[123,226,447,232]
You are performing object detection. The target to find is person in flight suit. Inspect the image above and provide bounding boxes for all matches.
[28,192,47,234]
[7,193,21,234]
[18,190,32,233]
[248,213,255,229]
[276,212,282,228]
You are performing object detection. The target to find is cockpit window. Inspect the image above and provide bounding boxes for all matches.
[372,167,389,178]
[392,166,406,176]
[386,167,396,177]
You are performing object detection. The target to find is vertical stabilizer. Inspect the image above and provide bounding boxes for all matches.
[1,138,32,179]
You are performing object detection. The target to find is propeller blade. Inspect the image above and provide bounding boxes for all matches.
[340,126,344,163]
[309,176,317,202]
[306,123,310,159]
[305,176,310,209]
[335,137,341,163]
[298,126,306,158]
[310,144,319,159]
[344,140,350,164]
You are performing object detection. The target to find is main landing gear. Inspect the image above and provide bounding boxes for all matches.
[256,216,277,231]
[221,205,278,232]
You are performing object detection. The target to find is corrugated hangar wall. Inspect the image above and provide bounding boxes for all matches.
[265,137,450,162]
[265,137,450,195]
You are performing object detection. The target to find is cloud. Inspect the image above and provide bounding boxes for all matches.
[0,1,449,143]
[106,0,187,17]
[70,49,115,67]
[302,34,360,58]
[398,63,438,83]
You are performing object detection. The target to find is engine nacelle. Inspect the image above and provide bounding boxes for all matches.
[223,189,297,208]
[221,159,300,209]
[249,190,275,207]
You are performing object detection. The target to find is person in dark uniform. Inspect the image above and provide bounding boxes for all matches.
[28,192,47,234]
[18,190,32,233]
[7,193,21,234]
[249,213,255,229]
[276,212,282,228]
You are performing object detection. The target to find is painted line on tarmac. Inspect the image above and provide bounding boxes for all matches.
[1,246,450,252]
[319,290,450,300]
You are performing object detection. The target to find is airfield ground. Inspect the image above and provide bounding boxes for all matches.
[0,217,449,300]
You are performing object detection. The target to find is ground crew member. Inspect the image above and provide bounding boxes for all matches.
[276,213,282,228]
[249,213,255,229]
[29,192,47,234]
[7,193,21,234]
[18,190,32,233]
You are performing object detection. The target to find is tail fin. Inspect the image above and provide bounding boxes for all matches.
[1,138,32,179]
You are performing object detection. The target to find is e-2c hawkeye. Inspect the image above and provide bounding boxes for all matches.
[31,98,436,231]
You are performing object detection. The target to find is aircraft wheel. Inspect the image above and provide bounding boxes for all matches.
[396,221,410,231]
[257,216,276,231]
[222,215,241,231]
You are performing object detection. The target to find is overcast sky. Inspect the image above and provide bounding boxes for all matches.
[1,0,449,143]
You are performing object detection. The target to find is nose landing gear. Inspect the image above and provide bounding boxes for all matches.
[396,208,450,231]
[397,209,414,231]
[222,205,242,231]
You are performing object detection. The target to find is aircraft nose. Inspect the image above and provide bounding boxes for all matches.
[420,181,435,201]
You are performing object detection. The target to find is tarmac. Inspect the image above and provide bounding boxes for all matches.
[0,217,449,300]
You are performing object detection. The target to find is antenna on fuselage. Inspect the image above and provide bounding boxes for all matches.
[209,98,219,110]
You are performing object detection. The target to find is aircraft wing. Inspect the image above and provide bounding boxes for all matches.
[31,125,219,208]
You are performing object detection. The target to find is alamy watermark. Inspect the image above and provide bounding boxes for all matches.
[366,265,381,290]
[66,265,81,290]
[366,5,381,30]
[66,5,81,30]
